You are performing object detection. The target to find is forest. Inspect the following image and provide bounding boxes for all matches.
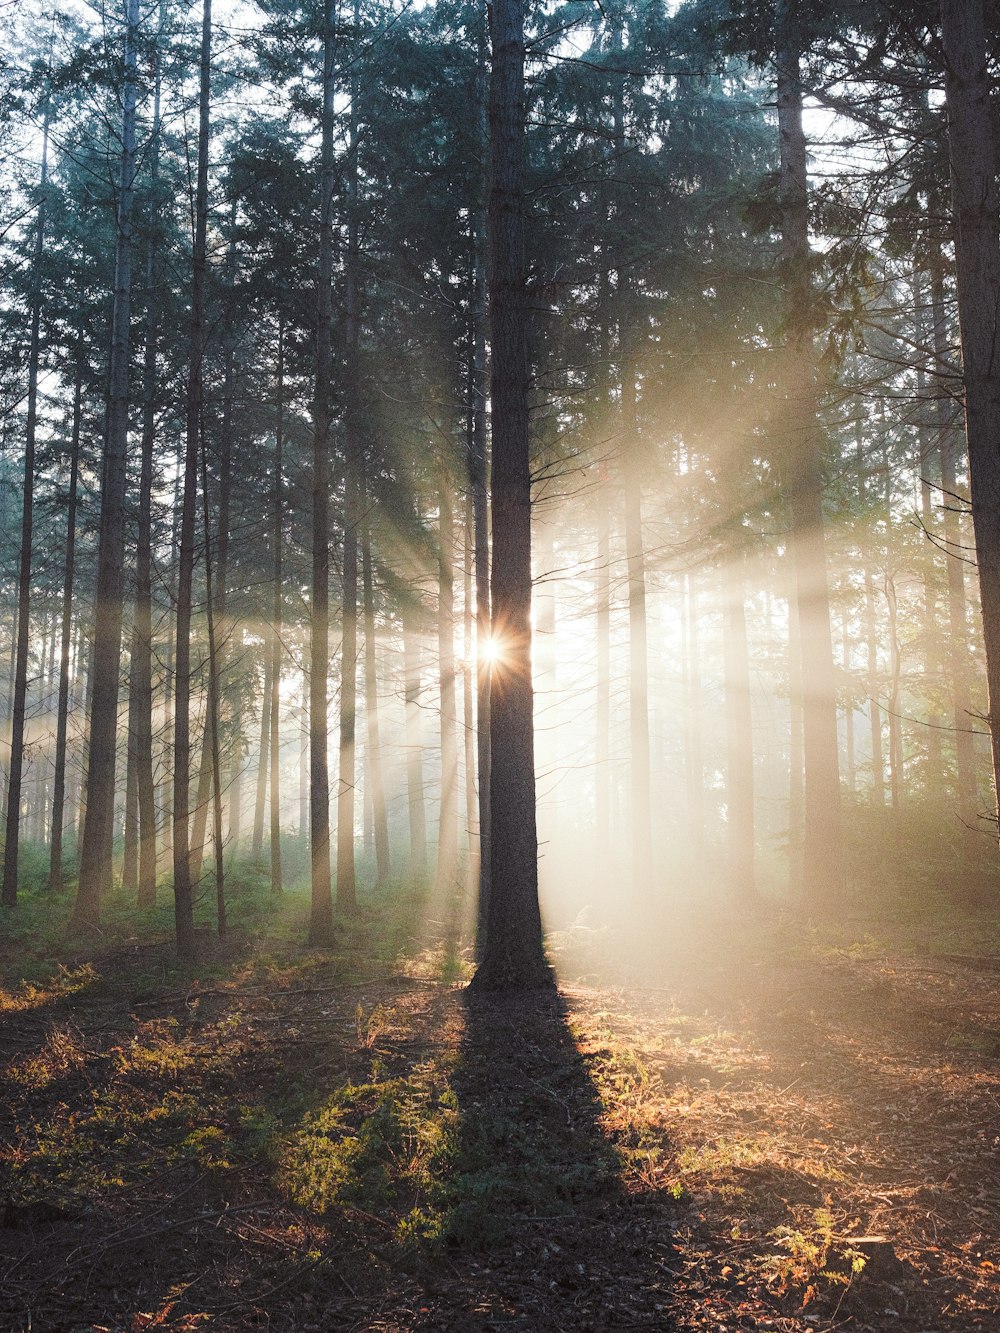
[1,0,999,1328]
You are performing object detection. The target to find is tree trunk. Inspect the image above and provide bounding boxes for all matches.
[49,351,83,892]
[72,2,139,926]
[436,469,458,894]
[468,110,491,945]
[309,0,337,943]
[931,244,978,828]
[776,5,842,904]
[252,654,271,860]
[270,321,285,896]
[471,0,550,990]
[171,0,212,961]
[201,436,226,935]
[463,499,477,887]
[403,596,427,880]
[133,45,162,909]
[940,0,1000,828]
[723,554,755,903]
[2,91,50,906]
[362,512,390,890]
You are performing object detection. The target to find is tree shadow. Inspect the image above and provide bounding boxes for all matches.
[423,986,678,1330]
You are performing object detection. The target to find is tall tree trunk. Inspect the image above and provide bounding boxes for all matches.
[270,320,285,896]
[123,649,139,894]
[463,500,477,884]
[171,0,211,961]
[611,14,652,892]
[190,237,235,885]
[133,46,161,910]
[201,436,225,935]
[940,0,1000,828]
[684,568,705,846]
[468,118,491,945]
[930,245,978,828]
[72,2,139,926]
[309,0,336,943]
[723,554,755,903]
[252,654,271,860]
[362,512,390,889]
[885,573,903,810]
[2,91,50,907]
[472,0,550,990]
[436,470,458,894]
[776,4,842,903]
[595,463,611,862]
[403,596,427,880]
[49,351,83,892]
[913,270,944,794]
[336,27,361,917]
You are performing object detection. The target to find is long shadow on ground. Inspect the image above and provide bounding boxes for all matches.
[404,987,678,1331]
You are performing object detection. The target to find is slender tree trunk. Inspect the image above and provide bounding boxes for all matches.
[436,470,458,894]
[842,611,856,792]
[595,464,611,861]
[472,0,550,990]
[776,5,842,903]
[252,654,271,860]
[914,270,944,794]
[611,19,652,892]
[885,573,903,810]
[336,29,362,916]
[49,353,83,892]
[930,246,978,827]
[362,513,390,889]
[723,554,755,903]
[403,596,427,880]
[468,121,492,945]
[684,568,705,845]
[463,500,477,884]
[123,650,139,894]
[270,320,285,896]
[171,0,212,961]
[309,0,336,943]
[201,437,225,936]
[2,93,51,907]
[72,2,139,925]
[133,51,161,909]
[190,253,234,884]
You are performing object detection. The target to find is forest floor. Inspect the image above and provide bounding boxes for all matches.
[1,887,999,1332]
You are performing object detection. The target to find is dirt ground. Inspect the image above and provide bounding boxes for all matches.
[1,912,998,1332]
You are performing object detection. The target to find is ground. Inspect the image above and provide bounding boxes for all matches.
[1,893,999,1332]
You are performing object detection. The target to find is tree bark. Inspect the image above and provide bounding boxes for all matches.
[49,350,83,892]
[73,0,140,926]
[270,320,285,896]
[775,4,842,904]
[171,0,212,961]
[940,0,1000,827]
[309,0,337,943]
[403,593,427,880]
[930,243,978,828]
[723,554,755,903]
[436,469,458,894]
[362,511,390,890]
[468,108,492,945]
[2,90,50,906]
[471,0,551,990]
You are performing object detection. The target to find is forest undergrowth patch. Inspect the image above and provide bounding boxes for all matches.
[1,902,998,1330]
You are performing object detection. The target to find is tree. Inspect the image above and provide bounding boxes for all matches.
[939,0,1000,832]
[72,0,140,929]
[471,0,551,991]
